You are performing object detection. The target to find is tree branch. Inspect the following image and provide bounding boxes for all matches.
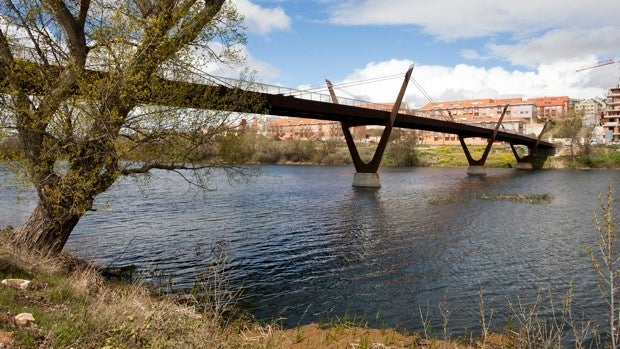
[134,0,153,17]
[77,0,90,28]
[45,0,90,65]
[0,28,15,67]
[170,0,225,54]
[120,162,212,175]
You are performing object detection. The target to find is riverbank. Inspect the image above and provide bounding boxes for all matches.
[0,223,603,349]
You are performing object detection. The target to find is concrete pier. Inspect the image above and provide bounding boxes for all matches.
[352,173,381,188]
[516,162,534,170]
[467,166,487,176]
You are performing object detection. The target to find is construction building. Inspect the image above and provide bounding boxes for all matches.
[603,87,620,141]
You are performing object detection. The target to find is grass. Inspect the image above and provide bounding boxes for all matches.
[477,193,554,204]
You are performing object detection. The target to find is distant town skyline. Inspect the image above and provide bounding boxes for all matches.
[206,1,620,108]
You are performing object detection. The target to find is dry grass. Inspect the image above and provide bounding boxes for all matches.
[239,323,514,349]
[0,227,63,277]
[0,229,252,348]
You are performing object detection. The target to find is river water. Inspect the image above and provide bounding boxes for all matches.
[1,165,619,335]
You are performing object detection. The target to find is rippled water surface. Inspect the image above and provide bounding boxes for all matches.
[2,165,619,334]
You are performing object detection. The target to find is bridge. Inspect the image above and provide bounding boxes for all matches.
[5,63,555,187]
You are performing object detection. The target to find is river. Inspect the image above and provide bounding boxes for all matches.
[1,165,619,335]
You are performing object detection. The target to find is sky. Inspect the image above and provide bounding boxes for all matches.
[221,0,620,109]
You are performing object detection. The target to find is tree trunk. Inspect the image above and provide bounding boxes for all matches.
[11,202,81,255]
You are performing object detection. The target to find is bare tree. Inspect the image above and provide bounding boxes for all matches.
[0,0,260,254]
[553,109,594,161]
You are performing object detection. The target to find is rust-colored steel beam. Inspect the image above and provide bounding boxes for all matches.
[458,104,508,166]
[326,65,414,173]
[326,79,366,173]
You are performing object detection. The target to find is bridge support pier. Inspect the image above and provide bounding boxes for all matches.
[516,162,534,170]
[511,145,554,170]
[467,165,487,175]
[326,66,414,188]
[458,105,508,176]
[352,173,382,188]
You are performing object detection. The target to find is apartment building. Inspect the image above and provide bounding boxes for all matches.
[603,87,620,141]
[418,97,539,124]
[574,98,607,118]
[574,97,607,127]
[415,97,557,145]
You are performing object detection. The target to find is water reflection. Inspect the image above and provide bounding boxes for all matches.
[335,188,387,262]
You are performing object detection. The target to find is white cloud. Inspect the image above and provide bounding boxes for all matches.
[331,58,614,108]
[488,27,620,68]
[328,0,619,40]
[460,49,484,61]
[232,0,291,35]
[327,0,620,71]
[223,1,620,102]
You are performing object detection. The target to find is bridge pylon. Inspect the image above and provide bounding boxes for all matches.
[457,104,509,176]
[326,66,414,187]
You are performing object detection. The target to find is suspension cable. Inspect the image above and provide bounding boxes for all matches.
[297,73,405,95]
[409,76,453,121]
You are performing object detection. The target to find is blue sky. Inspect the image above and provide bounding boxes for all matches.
[226,0,620,108]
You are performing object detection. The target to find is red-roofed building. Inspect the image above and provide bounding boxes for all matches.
[418,98,539,123]
[526,96,570,120]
